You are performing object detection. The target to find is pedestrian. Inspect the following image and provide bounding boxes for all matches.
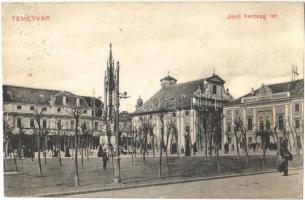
[192,142,197,155]
[278,139,293,176]
[181,146,185,154]
[102,148,109,170]
[224,143,229,154]
[97,145,103,158]
[65,147,71,157]
[185,144,191,156]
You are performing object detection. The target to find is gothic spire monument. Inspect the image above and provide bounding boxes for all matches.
[104,43,117,121]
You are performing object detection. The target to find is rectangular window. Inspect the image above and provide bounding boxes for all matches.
[259,122,264,131]
[83,109,87,114]
[212,85,217,94]
[266,121,271,130]
[43,119,47,129]
[295,119,300,129]
[30,119,35,128]
[57,120,61,129]
[30,106,34,111]
[17,118,22,128]
[295,104,300,112]
[94,122,98,130]
[247,118,253,130]
[42,107,47,111]
[185,111,189,116]
[57,108,61,113]
[17,105,22,110]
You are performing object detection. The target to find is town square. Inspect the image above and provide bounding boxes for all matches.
[2,2,304,198]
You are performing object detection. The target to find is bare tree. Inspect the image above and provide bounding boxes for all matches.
[139,117,154,162]
[32,108,45,176]
[67,103,87,186]
[165,117,176,169]
[3,119,17,171]
[149,125,156,159]
[79,120,89,168]
[54,119,68,166]
[158,109,166,178]
[233,122,241,158]
[233,117,252,164]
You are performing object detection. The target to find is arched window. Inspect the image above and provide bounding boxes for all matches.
[71,120,75,129]
[278,115,284,129]
[259,117,264,131]
[266,116,270,130]
[247,118,253,130]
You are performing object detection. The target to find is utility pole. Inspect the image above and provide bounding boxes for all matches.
[114,61,121,183]
[114,61,130,183]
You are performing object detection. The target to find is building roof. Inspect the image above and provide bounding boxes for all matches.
[3,85,104,116]
[133,74,229,115]
[160,75,177,82]
[227,79,304,106]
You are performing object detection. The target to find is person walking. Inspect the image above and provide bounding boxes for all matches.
[192,142,197,155]
[102,148,109,170]
[278,139,293,176]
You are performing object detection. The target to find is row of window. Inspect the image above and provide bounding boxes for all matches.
[227,103,301,117]
[16,118,99,130]
[139,110,190,121]
[230,115,300,132]
[16,105,89,114]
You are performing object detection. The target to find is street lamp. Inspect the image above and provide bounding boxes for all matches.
[114,61,130,184]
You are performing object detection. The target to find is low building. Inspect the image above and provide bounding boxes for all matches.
[132,73,233,154]
[3,85,104,153]
[222,79,304,153]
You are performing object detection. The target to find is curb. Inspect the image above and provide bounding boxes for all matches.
[36,167,303,197]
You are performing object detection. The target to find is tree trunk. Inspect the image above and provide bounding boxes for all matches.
[234,130,240,158]
[159,117,164,178]
[152,135,155,159]
[165,130,170,170]
[81,147,84,168]
[216,143,220,173]
[243,133,249,165]
[204,128,208,161]
[274,128,280,160]
[262,132,266,169]
[143,132,147,162]
[208,131,212,163]
[86,137,89,162]
[74,119,80,186]
[37,134,43,176]
[9,140,18,172]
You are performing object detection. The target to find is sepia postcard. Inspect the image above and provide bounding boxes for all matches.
[1,2,304,198]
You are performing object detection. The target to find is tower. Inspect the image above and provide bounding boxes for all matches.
[104,43,117,120]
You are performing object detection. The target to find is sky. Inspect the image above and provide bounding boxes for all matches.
[2,2,304,112]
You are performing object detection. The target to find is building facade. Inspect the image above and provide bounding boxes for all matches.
[222,79,304,153]
[3,85,104,153]
[132,73,233,154]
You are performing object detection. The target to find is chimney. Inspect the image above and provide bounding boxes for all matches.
[251,88,255,95]
[76,97,80,106]
[63,96,67,105]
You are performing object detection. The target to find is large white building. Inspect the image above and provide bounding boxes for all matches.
[222,79,304,152]
[132,73,233,154]
[3,85,104,152]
